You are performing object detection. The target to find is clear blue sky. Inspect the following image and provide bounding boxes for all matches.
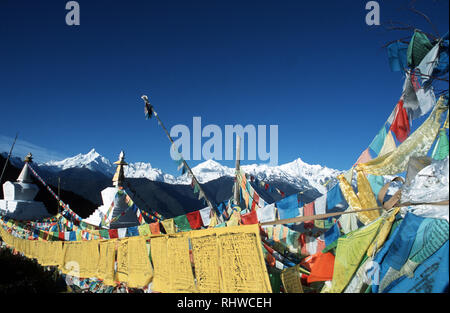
[0,0,448,175]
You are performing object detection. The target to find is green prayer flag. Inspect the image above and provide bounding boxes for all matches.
[369,126,387,156]
[193,183,200,194]
[99,229,110,239]
[432,129,449,160]
[407,30,433,68]
[173,215,192,232]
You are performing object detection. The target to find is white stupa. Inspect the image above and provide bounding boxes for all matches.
[0,153,51,220]
[83,151,141,229]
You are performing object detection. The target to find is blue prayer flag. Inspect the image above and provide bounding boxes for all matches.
[324,222,340,247]
[276,193,299,220]
[126,226,139,237]
[326,183,345,211]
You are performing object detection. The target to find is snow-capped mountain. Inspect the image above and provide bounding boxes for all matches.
[40,149,115,176]
[35,149,342,192]
[124,162,177,183]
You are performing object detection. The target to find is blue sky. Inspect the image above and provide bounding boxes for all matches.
[0,0,448,175]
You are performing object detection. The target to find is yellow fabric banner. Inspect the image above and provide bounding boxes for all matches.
[190,231,221,293]
[97,239,117,286]
[366,208,399,257]
[115,237,153,288]
[330,218,383,293]
[357,99,447,175]
[216,225,272,293]
[127,237,153,288]
[41,240,64,267]
[1,222,270,293]
[151,234,197,293]
[62,240,99,278]
[338,173,380,225]
[356,170,380,223]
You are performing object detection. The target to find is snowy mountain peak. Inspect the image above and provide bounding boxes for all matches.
[87,148,99,156]
[41,149,114,175]
[176,159,235,184]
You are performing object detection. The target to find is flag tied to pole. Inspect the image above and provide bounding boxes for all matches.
[142,95,153,119]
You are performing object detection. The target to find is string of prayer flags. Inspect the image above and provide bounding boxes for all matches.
[27,163,83,223]
[357,98,447,176]
[247,174,286,198]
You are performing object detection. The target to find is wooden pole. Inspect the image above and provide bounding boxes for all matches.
[0,133,18,185]
[57,177,61,215]
[57,177,61,233]
[260,200,450,226]
[234,135,241,206]
[141,95,218,214]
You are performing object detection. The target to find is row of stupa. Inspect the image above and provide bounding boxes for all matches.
[0,151,141,229]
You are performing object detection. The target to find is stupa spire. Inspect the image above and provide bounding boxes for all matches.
[17,153,33,183]
[112,150,128,187]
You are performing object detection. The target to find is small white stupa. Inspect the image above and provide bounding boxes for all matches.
[0,153,51,220]
[84,151,141,229]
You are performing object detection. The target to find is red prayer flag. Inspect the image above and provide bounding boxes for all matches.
[251,192,260,211]
[186,211,203,229]
[303,202,315,229]
[302,251,335,283]
[266,251,276,267]
[108,229,118,239]
[390,99,411,143]
[240,209,258,225]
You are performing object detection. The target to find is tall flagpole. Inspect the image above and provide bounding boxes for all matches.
[0,132,18,185]
[141,95,218,214]
[233,135,241,206]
